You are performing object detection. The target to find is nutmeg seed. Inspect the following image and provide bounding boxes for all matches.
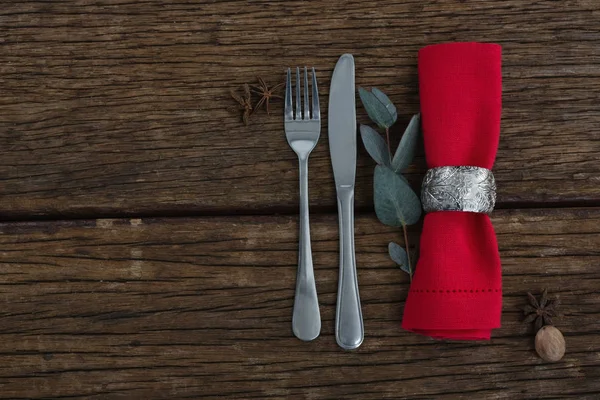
[535,325,565,362]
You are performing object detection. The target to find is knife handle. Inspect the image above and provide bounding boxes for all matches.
[335,186,364,350]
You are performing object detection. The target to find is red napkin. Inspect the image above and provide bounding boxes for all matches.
[402,42,502,340]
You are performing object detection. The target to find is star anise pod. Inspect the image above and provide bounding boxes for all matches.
[523,288,560,332]
[250,77,283,115]
[231,83,253,125]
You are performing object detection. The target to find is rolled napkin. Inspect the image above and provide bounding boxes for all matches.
[402,42,502,340]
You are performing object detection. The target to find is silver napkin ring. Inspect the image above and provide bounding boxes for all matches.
[421,166,496,214]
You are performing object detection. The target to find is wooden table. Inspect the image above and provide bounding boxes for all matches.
[1,1,599,399]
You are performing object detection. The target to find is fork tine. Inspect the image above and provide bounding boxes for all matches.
[303,66,310,120]
[285,68,293,121]
[295,67,301,120]
[311,67,320,120]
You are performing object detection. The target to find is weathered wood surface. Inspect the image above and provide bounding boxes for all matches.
[0,208,598,399]
[1,1,599,399]
[1,1,600,219]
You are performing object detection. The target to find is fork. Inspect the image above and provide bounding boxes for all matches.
[285,66,321,342]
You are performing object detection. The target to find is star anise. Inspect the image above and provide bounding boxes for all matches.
[250,77,283,115]
[231,83,253,125]
[523,288,560,332]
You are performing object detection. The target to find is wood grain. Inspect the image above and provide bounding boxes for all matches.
[1,1,600,218]
[0,209,598,399]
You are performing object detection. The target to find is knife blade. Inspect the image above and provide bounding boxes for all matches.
[328,54,357,188]
[328,54,364,350]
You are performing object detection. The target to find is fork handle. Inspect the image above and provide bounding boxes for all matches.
[335,186,364,350]
[292,156,321,341]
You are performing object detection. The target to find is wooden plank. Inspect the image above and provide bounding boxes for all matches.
[1,1,600,218]
[0,209,598,399]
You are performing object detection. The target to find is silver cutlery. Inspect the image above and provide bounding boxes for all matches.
[285,66,321,342]
[328,54,364,350]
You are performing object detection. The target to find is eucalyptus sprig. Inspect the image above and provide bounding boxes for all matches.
[358,87,422,281]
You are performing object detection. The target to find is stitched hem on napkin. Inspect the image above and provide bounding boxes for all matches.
[402,288,502,340]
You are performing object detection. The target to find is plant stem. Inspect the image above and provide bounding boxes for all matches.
[385,127,392,165]
[402,224,412,282]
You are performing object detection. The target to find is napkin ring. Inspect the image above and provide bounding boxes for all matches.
[421,166,496,214]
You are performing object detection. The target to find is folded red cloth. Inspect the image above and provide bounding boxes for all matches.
[402,42,503,340]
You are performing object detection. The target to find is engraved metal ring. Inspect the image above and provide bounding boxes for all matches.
[421,166,496,214]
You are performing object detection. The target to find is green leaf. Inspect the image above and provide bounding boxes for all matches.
[373,165,422,227]
[358,87,397,129]
[392,113,421,173]
[388,242,410,275]
[400,263,411,275]
[371,88,397,123]
[360,124,390,166]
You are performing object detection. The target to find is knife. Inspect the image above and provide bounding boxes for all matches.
[328,54,364,350]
